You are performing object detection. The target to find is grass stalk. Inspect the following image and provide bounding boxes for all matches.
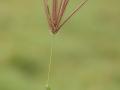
[46,33,55,90]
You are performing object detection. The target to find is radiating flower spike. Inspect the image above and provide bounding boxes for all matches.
[43,0,88,34]
[43,0,53,29]
[58,0,88,31]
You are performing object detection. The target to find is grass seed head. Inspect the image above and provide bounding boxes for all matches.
[43,0,88,34]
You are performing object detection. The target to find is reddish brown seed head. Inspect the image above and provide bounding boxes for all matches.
[43,0,88,34]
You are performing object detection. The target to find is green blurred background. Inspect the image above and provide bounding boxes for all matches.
[0,0,120,90]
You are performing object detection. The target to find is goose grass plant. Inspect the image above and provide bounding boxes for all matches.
[43,0,88,89]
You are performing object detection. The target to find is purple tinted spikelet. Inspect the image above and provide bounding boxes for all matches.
[43,0,88,34]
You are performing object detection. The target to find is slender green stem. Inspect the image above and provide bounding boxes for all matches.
[46,33,55,89]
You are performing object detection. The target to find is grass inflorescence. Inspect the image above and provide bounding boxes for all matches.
[43,0,88,34]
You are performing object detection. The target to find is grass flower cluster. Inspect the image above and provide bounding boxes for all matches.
[43,0,88,34]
